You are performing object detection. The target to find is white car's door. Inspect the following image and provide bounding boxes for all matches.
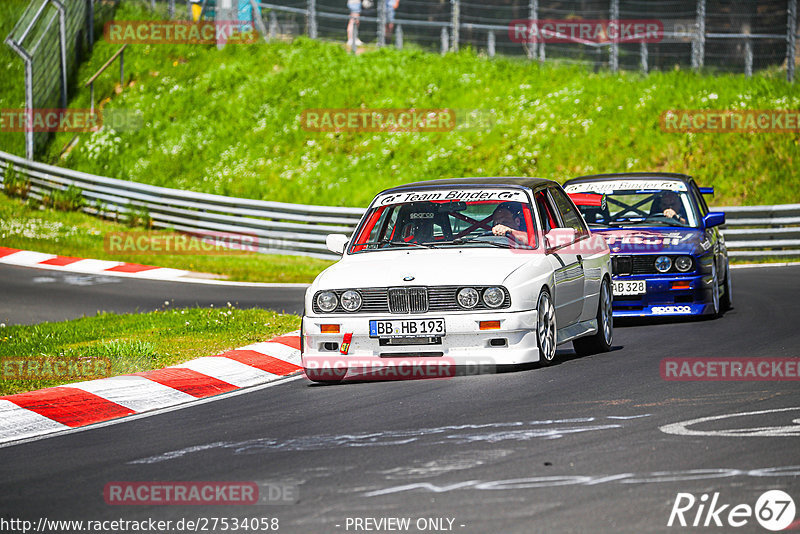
[535,189,585,327]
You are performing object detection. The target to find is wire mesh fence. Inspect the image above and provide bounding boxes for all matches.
[254,0,799,77]
[4,0,119,160]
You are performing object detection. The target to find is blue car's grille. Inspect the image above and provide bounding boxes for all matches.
[613,255,694,275]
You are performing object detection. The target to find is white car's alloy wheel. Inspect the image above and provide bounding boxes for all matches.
[600,279,613,347]
[537,290,557,363]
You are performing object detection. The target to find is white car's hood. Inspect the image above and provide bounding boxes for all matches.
[315,248,546,289]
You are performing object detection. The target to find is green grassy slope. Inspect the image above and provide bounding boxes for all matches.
[6,2,798,207]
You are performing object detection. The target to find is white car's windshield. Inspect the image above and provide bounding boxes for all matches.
[349,195,538,254]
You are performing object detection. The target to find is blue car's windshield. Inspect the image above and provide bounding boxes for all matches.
[565,181,699,228]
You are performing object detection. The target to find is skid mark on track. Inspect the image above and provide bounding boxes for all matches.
[129,415,648,465]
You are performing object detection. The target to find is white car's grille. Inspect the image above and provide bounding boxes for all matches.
[388,287,429,313]
[312,286,511,314]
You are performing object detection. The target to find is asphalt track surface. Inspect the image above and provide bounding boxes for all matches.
[0,264,306,325]
[1,264,799,533]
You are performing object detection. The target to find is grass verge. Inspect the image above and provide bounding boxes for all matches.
[0,306,300,396]
[0,192,334,283]
[30,2,799,207]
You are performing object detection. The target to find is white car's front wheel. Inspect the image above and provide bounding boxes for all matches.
[537,289,557,365]
[573,277,613,356]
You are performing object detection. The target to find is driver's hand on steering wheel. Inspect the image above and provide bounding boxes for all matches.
[492,224,512,237]
[663,208,678,219]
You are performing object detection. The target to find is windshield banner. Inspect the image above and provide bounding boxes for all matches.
[375,188,526,206]
[564,180,687,193]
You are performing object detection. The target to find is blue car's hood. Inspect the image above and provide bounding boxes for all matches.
[590,227,710,255]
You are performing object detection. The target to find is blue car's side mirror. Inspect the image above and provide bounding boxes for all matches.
[703,212,725,228]
[699,187,714,195]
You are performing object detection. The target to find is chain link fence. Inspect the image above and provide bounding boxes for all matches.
[257,0,799,78]
[3,0,118,160]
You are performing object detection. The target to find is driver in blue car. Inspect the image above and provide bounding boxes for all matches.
[491,202,528,243]
[654,191,687,224]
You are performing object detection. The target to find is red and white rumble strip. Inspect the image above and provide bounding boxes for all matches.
[0,332,302,445]
[0,246,192,280]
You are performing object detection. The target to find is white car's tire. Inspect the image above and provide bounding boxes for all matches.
[537,289,557,365]
[573,277,613,356]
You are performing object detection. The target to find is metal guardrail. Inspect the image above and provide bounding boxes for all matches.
[0,149,364,260]
[718,203,800,258]
[1,149,799,260]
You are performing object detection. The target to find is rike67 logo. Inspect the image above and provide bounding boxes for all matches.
[668,490,796,530]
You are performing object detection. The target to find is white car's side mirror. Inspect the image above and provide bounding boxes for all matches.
[326,234,349,255]
[545,228,576,250]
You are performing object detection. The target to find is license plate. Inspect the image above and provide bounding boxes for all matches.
[613,280,646,296]
[369,318,446,338]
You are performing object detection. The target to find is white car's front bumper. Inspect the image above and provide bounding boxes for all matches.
[302,309,540,370]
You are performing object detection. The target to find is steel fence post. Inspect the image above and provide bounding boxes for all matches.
[745,37,753,77]
[640,41,648,73]
[610,0,619,73]
[396,24,403,49]
[451,0,459,52]
[377,0,386,47]
[692,0,706,70]
[788,0,797,82]
[488,30,495,58]
[308,0,317,39]
[441,26,449,54]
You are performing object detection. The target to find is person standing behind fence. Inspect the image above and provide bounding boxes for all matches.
[347,0,364,49]
[385,0,399,40]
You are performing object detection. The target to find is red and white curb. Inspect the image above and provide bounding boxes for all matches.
[0,246,192,280]
[0,331,303,445]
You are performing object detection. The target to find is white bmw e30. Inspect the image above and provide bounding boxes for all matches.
[301,177,613,383]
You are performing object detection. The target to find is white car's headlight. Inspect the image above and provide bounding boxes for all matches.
[316,291,338,312]
[675,256,693,272]
[457,287,479,309]
[655,255,672,273]
[482,287,505,308]
[340,290,362,312]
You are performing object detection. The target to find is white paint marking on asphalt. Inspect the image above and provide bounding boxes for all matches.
[64,375,196,412]
[171,357,278,387]
[0,374,305,449]
[731,262,800,270]
[659,406,800,437]
[0,400,70,443]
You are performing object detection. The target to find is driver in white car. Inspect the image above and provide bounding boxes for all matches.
[491,202,528,243]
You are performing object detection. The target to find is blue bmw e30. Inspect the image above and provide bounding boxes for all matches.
[564,172,731,318]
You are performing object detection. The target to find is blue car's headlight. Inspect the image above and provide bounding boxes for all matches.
[675,256,693,272]
[655,256,672,273]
